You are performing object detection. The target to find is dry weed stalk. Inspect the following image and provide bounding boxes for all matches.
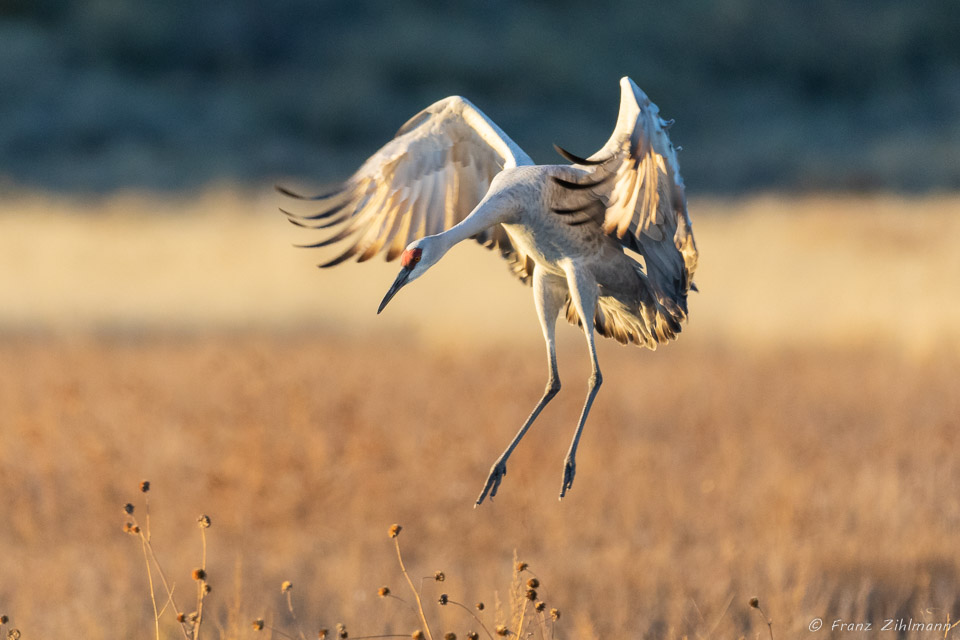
[369,528,558,640]
[123,481,213,640]
[390,524,436,640]
[442,598,493,640]
[259,524,562,640]
[281,581,308,640]
[748,597,774,640]
[943,614,960,638]
[251,616,307,640]
[0,614,20,640]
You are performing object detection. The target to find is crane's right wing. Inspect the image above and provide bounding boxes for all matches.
[553,77,698,311]
[279,96,535,279]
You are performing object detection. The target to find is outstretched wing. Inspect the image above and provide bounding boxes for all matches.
[554,77,698,312]
[279,96,534,278]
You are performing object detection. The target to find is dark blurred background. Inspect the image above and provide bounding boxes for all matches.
[1,0,958,194]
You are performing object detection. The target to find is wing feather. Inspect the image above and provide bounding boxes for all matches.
[385,195,415,261]
[347,185,396,264]
[553,77,698,311]
[358,189,406,262]
[427,165,450,237]
[279,96,533,277]
[403,172,429,249]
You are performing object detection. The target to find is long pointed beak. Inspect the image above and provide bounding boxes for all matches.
[377,267,412,314]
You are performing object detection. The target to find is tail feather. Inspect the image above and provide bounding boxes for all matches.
[563,264,688,350]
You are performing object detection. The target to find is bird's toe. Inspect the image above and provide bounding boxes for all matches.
[559,458,576,500]
[475,461,508,506]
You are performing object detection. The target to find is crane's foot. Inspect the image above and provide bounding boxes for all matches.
[475,460,508,507]
[559,456,576,500]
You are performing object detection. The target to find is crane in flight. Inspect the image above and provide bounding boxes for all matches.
[279,77,698,505]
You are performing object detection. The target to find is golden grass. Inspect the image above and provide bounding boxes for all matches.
[3,190,960,354]
[691,193,960,354]
[2,191,959,638]
[3,333,960,638]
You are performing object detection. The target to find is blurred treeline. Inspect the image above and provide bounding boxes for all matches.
[1,0,958,193]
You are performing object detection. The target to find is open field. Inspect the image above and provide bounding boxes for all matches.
[3,190,960,352]
[2,192,960,638]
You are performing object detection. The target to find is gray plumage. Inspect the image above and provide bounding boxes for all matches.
[280,77,698,504]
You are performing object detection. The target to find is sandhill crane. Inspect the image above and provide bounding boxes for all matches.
[279,77,698,505]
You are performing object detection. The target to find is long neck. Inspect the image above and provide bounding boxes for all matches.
[437,193,514,251]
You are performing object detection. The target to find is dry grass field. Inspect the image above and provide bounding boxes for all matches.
[1,191,959,639]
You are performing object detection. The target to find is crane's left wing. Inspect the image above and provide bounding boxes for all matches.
[278,95,535,281]
[553,77,698,313]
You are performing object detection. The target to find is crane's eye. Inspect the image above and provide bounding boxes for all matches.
[401,248,423,268]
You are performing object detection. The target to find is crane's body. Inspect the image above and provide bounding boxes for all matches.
[498,168,653,294]
[280,78,698,505]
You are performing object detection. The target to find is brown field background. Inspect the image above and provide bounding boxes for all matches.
[2,192,960,639]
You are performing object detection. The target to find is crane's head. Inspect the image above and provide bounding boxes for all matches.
[377,237,444,314]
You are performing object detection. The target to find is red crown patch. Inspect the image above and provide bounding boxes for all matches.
[401,248,422,268]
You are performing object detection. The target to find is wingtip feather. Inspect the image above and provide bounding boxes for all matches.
[553,144,604,166]
[275,184,345,201]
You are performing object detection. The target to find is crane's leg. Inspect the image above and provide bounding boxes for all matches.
[559,264,602,499]
[475,268,567,507]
